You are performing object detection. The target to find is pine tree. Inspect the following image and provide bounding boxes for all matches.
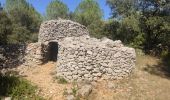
[5,0,42,43]
[46,0,69,20]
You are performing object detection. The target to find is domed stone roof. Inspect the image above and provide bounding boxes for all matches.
[38,19,89,43]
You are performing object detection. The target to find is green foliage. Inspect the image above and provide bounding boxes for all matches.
[56,76,68,84]
[141,16,170,54]
[72,87,78,97]
[5,0,42,43]
[8,25,31,43]
[104,15,144,48]
[117,15,141,44]
[46,0,69,20]
[74,0,103,26]
[106,0,170,56]
[107,0,137,17]
[0,73,43,100]
[74,0,104,37]
[0,11,13,45]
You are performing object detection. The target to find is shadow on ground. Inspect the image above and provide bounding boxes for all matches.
[143,55,170,79]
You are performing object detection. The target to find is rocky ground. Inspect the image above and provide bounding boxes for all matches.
[6,52,170,100]
[17,62,72,100]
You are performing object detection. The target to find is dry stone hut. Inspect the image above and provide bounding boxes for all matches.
[38,19,136,82]
[0,19,136,82]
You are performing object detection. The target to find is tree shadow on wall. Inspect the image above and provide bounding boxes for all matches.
[0,44,26,69]
[143,55,170,79]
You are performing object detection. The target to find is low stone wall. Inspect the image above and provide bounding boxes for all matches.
[57,35,136,82]
[39,19,89,43]
[0,43,47,69]
[23,43,48,66]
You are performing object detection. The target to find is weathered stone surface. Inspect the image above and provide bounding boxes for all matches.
[77,85,92,98]
[0,19,136,82]
[66,95,75,100]
[0,43,47,68]
[38,19,89,43]
[107,82,117,89]
[57,35,136,82]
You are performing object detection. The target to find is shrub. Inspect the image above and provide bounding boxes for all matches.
[0,73,43,100]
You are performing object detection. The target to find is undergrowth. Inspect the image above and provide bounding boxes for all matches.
[0,72,43,100]
[56,76,68,84]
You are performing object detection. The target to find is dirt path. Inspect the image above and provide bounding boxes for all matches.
[21,62,72,100]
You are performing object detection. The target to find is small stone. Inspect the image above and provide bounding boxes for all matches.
[87,51,92,55]
[67,89,73,95]
[86,66,92,70]
[78,85,92,98]
[107,82,117,89]
[114,52,121,57]
[4,97,12,100]
[84,74,90,78]
[93,77,98,81]
[73,75,78,80]
[66,95,75,100]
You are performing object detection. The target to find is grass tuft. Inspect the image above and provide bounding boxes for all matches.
[0,72,43,100]
[56,76,68,84]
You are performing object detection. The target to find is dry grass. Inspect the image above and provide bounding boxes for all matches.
[89,54,170,100]
[19,62,72,100]
[18,53,170,100]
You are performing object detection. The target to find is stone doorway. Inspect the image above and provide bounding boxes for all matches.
[48,42,58,62]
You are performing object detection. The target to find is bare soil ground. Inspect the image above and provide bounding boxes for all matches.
[20,54,170,100]
[20,62,72,100]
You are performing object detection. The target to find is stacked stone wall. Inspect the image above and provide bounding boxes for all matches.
[23,43,48,66]
[0,43,47,68]
[0,19,136,82]
[38,19,89,43]
[57,35,136,82]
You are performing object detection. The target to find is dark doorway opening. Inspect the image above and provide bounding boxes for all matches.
[48,42,58,62]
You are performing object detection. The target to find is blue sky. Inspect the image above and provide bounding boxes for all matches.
[0,0,111,19]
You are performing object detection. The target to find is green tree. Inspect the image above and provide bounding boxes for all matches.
[5,0,42,43]
[0,10,13,45]
[74,0,103,37]
[106,0,138,17]
[0,3,3,11]
[46,0,69,20]
[106,0,170,55]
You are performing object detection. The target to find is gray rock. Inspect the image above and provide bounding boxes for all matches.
[107,82,117,89]
[87,51,93,55]
[66,95,75,100]
[66,89,73,95]
[78,85,92,98]
[4,97,12,100]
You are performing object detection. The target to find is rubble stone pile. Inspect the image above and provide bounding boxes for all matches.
[57,35,136,82]
[38,19,89,43]
[0,44,26,68]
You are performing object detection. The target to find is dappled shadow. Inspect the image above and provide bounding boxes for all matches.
[143,59,170,79]
[0,71,20,96]
[0,44,26,69]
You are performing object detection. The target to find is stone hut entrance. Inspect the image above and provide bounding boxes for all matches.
[48,42,58,62]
